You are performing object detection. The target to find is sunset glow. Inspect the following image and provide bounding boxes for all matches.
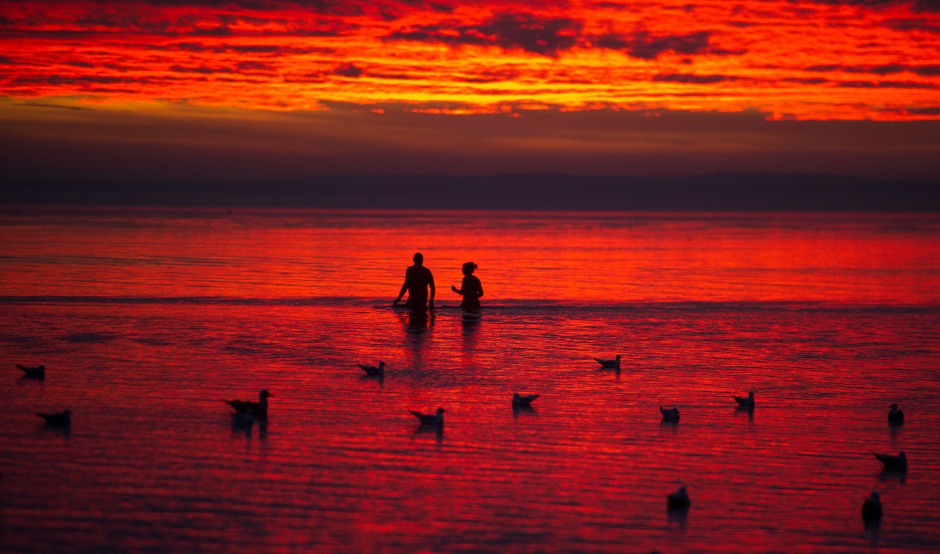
[2,0,938,120]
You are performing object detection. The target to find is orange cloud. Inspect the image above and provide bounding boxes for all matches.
[0,1,938,119]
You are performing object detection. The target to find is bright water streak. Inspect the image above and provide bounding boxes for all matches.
[0,208,939,553]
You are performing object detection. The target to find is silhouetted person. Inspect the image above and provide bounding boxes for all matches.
[394,252,435,311]
[452,262,483,311]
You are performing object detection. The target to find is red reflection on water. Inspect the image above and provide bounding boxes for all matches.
[1,209,938,305]
[0,209,939,552]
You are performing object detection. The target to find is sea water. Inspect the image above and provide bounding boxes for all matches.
[0,207,938,552]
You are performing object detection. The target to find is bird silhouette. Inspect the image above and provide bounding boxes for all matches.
[358,361,386,376]
[35,409,70,426]
[873,451,907,471]
[17,364,46,378]
[667,486,691,510]
[862,491,883,522]
[887,403,904,423]
[410,407,445,425]
[512,393,539,407]
[734,391,755,408]
[594,355,621,369]
[660,406,680,421]
[223,390,271,418]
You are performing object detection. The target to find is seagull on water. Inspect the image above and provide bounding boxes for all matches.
[734,391,755,408]
[594,355,621,369]
[223,390,271,418]
[512,393,539,407]
[873,451,907,471]
[17,364,46,378]
[862,491,883,522]
[35,409,70,426]
[887,403,904,423]
[667,486,691,510]
[358,361,386,376]
[660,406,680,421]
[410,407,445,425]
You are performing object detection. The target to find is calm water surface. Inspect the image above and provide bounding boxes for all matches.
[1,208,938,553]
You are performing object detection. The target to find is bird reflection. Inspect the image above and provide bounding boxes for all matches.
[889,420,902,440]
[359,374,385,388]
[866,520,881,547]
[231,413,254,439]
[878,469,907,485]
[660,419,679,435]
[666,507,688,529]
[735,405,755,423]
[512,404,537,420]
[37,424,70,439]
[412,423,444,444]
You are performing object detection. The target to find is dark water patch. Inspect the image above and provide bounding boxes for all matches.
[131,337,171,346]
[61,331,117,344]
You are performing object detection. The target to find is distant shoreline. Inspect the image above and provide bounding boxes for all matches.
[3,173,939,212]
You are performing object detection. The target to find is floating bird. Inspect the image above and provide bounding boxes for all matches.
[887,403,904,423]
[512,393,539,407]
[873,451,907,471]
[410,407,445,425]
[594,355,621,369]
[223,390,271,418]
[660,406,680,421]
[667,486,691,510]
[734,391,755,408]
[35,409,70,426]
[862,491,883,522]
[17,364,46,378]
[358,361,386,376]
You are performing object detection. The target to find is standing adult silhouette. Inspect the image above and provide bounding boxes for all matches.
[394,252,435,311]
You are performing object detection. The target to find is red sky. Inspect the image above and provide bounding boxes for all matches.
[1,0,939,181]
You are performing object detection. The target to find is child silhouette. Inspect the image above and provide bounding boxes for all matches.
[452,262,483,311]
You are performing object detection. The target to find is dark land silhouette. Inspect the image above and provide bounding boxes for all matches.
[3,174,939,211]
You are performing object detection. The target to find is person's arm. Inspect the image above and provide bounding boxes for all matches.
[476,278,484,298]
[393,270,410,305]
[452,285,462,294]
[428,272,436,307]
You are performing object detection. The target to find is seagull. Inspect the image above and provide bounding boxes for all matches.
[594,355,621,369]
[410,407,445,425]
[223,390,271,418]
[35,409,70,426]
[17,364,46,378]
[660,406,680,421]
[358,361,386,376]
[887,403,904,423]
[862,491,882,522]
[512,393,539,407]
[734,391,755,408]
[667,486,691,510]
[873,451,907,471]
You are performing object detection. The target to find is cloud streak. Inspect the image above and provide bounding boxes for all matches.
[0,0,937,119]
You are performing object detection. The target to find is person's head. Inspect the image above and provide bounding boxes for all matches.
[462,262,477,275]
[413,252,424,265]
